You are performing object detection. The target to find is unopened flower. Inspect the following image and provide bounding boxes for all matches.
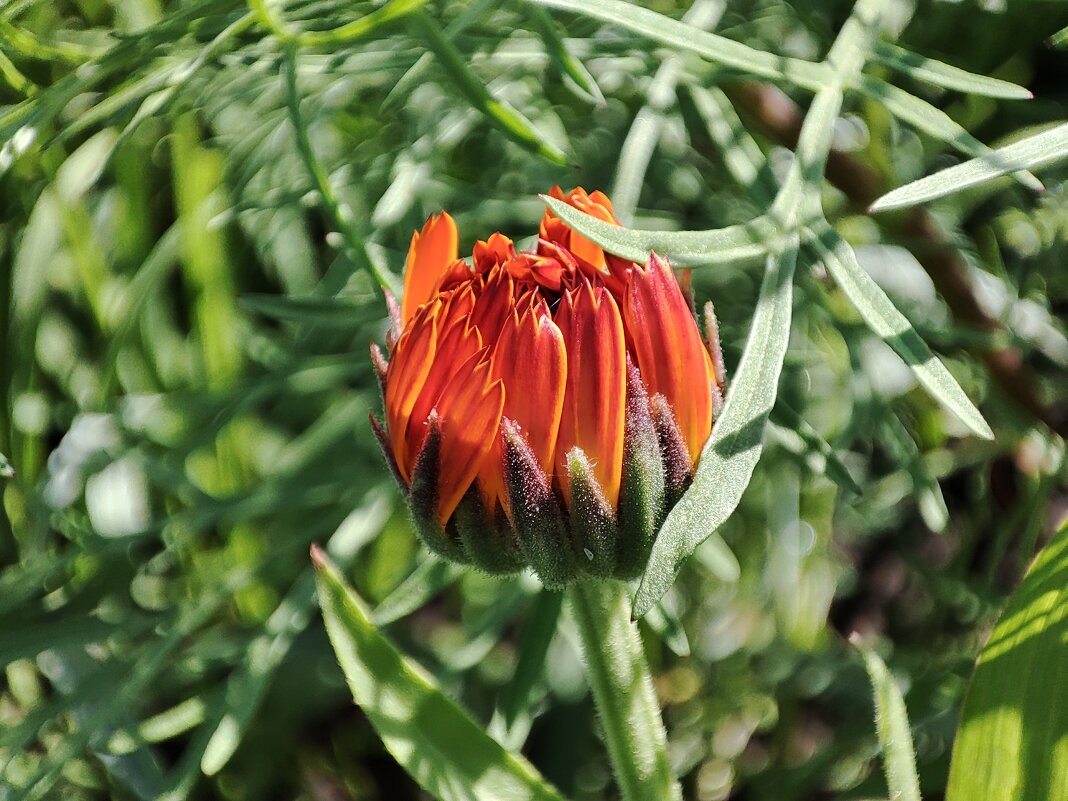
[371,187,725,586]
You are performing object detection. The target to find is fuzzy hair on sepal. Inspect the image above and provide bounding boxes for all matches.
[502,420,576,589]
[615,360,666,579]
[384,291,403,349]
[703,300,726,392]
[454,484,525,574]
[408,412,469,564]
[370,343,389,399]
[565,447,618,578]
[650,394,693,509]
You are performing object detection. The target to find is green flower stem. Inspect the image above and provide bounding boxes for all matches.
[568,580,680,801]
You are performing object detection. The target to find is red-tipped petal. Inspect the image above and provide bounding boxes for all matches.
[402,212,459,322]
[624,253,713,464]
[433,356,505,524]
[554,283,626,510]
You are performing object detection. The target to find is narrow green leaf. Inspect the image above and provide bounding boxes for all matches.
[526,0,829,91]
[411,11,569,165]
[542,195,774,265]
[497,591,563,741]
[297,0,426,46]
[642,598,691,658]
[372,555,464,626]
[633,242,798,619]
[805,224,994,440]
[946,525,1068,801]
[239,293,379,325]
[856,76,1043,193]
[873,41,1033,100]
[313,547,569,801]
[768,405,861,495]
[527,6,605,105]
[852,639,923,801]
[870,121,1068,211]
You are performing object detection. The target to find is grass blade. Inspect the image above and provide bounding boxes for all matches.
[945,524,1068,801]
[871,121,1068,211]
[874,41,1033,100]
[313,547,569,801]
[542,195,774,265]
[852,639,923,801]
[633,241,798,619]
[805,224,993,440]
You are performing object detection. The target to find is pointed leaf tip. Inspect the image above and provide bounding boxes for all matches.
[310,543,330,571]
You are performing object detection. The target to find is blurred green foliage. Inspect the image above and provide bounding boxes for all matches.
[0,1,1065,800]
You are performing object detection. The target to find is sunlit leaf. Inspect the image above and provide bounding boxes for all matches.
[542,196,774,265]
[856,76,1043,193]
[871,121,1068,211]
[314,548,569,801]
[873,41,1033,100]
[805,224,994,440]
[527,0,829,91]
[633,242,798,618]
[946,524,1068,801]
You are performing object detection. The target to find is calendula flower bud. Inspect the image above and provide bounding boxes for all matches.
[370,187,725,587]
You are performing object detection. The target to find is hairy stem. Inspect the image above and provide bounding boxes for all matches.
[568,580,680,801]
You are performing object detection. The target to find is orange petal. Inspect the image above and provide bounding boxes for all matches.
[469,266,515,349]
[402,213,459,322]
[405,288,482,464]
[433,355,506,524]
[554,282,626,510]
[623,253,713,464]
[473,232,516,273]
[385,299,442,480]
[482,308,567,513]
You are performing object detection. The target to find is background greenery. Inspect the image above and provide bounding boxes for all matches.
[1,0,1065,799]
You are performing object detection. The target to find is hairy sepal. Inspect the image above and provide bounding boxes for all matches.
[565,447,617,578]
[503,420,576,589]
[454,484,525,574]
[650,394,693,509]
[408,412,468,563]
[616,361,666,579]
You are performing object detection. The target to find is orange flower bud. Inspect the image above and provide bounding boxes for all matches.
[373,189,724,585]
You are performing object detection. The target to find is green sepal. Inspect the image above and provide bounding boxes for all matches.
[565,447,617,578]
[502,420,576,589]
[649,394,693,509]
[615,360,666,579]
[408,412,469,564]
[453,484,526,575]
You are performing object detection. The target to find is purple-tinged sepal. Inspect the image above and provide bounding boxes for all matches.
[408,411,469,564]
[650,394,693,509]
[502,420,576,589]
[615,360,666,579]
